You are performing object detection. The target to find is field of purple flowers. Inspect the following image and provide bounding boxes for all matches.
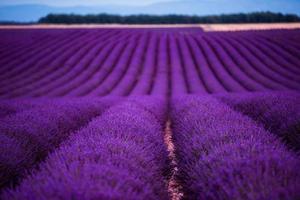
[0,27,300,199]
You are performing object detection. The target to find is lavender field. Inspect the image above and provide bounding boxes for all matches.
[0,27,300,200]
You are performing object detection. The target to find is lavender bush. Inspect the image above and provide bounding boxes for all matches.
[0,98,116,190]
[218,91,300,150]
[170,95,300,199]
[2,97,169,200]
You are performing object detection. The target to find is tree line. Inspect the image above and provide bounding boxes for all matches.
[38,12,300,24]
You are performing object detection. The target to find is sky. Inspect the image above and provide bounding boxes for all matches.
[0,0,173,6]
[0,0,300,22]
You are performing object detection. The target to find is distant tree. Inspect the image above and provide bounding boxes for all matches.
[38,12,300,24]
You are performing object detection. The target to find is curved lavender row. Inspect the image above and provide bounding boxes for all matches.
[0,31,65,72]
[185,35,225,93]
[0,31,86,86]
[22,30,124,98]
[217,91,300,150]
[253,33,300,74]
[195,36,246,92]
[62,31,130,97]
[219,35,289,90]
[0,98,117,190]
[109,33,150,96]
[130,33,158,95]
[170,95,300,200]
[212,34,282,91]
[0,31,107,98]
[0,30,73,75]
[0,31,55,71]
[30,31,129,98]
[0,28,299,98]
[2,97,169,200]
[87,33,140,97]
[98,33,142,96]
[277,37,300,51]
[232,30,300,75]
[0,29,68,54]
[0,30,94,90]
[151,34,169,96]
[0,32,85,95]
[169,34,188,96]
[265,35,300,60]
[243,36,300,81]
[204,35,268,92]
[177,35,208,94]
[233,37,300,89]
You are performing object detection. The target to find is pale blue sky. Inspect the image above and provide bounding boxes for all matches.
[0,0,300,22]
[0,0,173,6]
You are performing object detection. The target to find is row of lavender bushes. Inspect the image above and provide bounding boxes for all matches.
[0,93,299,199]
[0,29,300,98]
[1,97,170,199]
[170,94,300,199]
[0,98,117,190]
[217,91,300,150]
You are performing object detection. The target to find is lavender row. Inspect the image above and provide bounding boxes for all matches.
[217,91,300,150]
[0,29,78,73]
[2,97,169,199]
[170,95,300,199]
[0,30,108,97]
[219,31,300,74]
[0,97,117,190]
[0,28,300,98]
[0,30,87,86]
